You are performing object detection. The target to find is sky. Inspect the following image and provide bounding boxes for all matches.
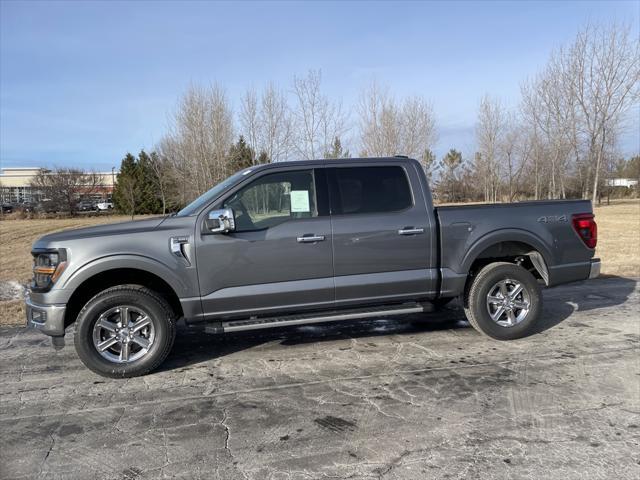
[1,0,639,171]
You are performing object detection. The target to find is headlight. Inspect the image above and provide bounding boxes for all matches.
[32,249,67,290]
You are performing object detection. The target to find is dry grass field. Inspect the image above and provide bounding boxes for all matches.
[0,200,638,326]
[592,199,640,278]
[0,215,149,326]
[0,215,146,283]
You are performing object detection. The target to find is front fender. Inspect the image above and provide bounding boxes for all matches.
[61,254,191,296]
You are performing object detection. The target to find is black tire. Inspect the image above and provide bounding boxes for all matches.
[74,285,176,378]
[463,262,542,340]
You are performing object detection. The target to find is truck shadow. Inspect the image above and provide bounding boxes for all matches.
[159,277,637,372]
[160,315,469,372]
[533,276,637,333]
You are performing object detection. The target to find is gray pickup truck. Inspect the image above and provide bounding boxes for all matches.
[26,157,600,377]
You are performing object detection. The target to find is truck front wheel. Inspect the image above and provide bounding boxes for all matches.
[74,285,176,378]
[464,262,541,340]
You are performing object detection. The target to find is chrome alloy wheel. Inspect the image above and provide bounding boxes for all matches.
[92,306,155,363]
[486,279,531,327]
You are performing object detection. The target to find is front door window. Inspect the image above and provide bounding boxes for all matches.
[224,170,317,232]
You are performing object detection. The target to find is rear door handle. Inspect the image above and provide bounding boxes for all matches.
[297,234,325,243]
[297,234,326,243]
[398,227,425,235]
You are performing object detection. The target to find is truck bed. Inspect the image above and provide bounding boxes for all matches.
[435,199,596,292]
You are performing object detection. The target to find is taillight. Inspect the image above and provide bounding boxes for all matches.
[572,213,597,249]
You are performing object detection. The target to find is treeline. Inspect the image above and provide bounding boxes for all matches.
[113,21,638,214]
[112,138,258,216]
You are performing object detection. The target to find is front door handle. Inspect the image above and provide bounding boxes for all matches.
[398,227,425,235]
[297,234,326,243]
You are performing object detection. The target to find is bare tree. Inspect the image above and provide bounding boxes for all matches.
[564,23,639,202]
[520,80,545,199]
[476,95,505,202]
[240,83,292,163]
[501,115,531,201]
[30,168,103,216]
[358,82,437,159]
[519,23,638,201]
[239,87,260,162]
[160,83,234,203]
[146,152,174,215]
[357,81,399,156]
[401,96,437,159]
[260,83,292,162]
[291,70,348,159]
[522,57,577,199]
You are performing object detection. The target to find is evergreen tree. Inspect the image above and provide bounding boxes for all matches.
[137,150,162,214]
[439,149,463,202]
[421,149,438,181]
[113,153,140,217]
[228,136,254,172]
[325,136,350,159]
[256,150,270,164]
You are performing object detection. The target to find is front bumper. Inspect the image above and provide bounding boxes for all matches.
[589,258,601,279]
[25,296,66,337]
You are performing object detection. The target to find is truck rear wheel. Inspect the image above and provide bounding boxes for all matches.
[464,262,541,340]
[74,285,176,378]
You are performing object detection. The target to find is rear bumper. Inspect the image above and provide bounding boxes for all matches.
[547,258,601,286]
[25,295,66,337]
[589,258,601,279]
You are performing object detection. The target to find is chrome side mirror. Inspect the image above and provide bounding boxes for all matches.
[206,208,235,233]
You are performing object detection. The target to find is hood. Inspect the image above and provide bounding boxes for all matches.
[34,217,166,248]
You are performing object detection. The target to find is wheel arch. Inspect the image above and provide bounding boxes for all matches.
[64,268,184,329]
[462,230,553,286]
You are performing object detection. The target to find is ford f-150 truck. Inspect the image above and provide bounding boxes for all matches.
[26,157,600,377]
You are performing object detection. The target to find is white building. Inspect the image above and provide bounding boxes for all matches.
[0,167,118,204]
[606,178,639,188]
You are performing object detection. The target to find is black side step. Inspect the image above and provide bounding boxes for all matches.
[214,303,425,333]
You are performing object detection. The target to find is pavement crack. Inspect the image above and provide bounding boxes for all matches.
[221,408,231,453]
[37,433,56,478]
[374,449,413,478]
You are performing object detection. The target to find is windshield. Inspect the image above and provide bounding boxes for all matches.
[175,168,252,217]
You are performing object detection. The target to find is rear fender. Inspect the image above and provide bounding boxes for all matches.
[460,229,554,279]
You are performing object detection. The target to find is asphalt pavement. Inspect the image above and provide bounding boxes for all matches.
[1,277,638,480]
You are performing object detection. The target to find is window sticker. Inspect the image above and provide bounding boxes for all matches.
[290,190,310,212]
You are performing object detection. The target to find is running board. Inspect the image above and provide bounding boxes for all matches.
[218,304,425,333]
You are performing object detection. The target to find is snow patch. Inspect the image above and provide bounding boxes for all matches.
[0,281,27,302]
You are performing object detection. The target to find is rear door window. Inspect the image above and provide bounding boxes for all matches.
[328,166,413,215]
